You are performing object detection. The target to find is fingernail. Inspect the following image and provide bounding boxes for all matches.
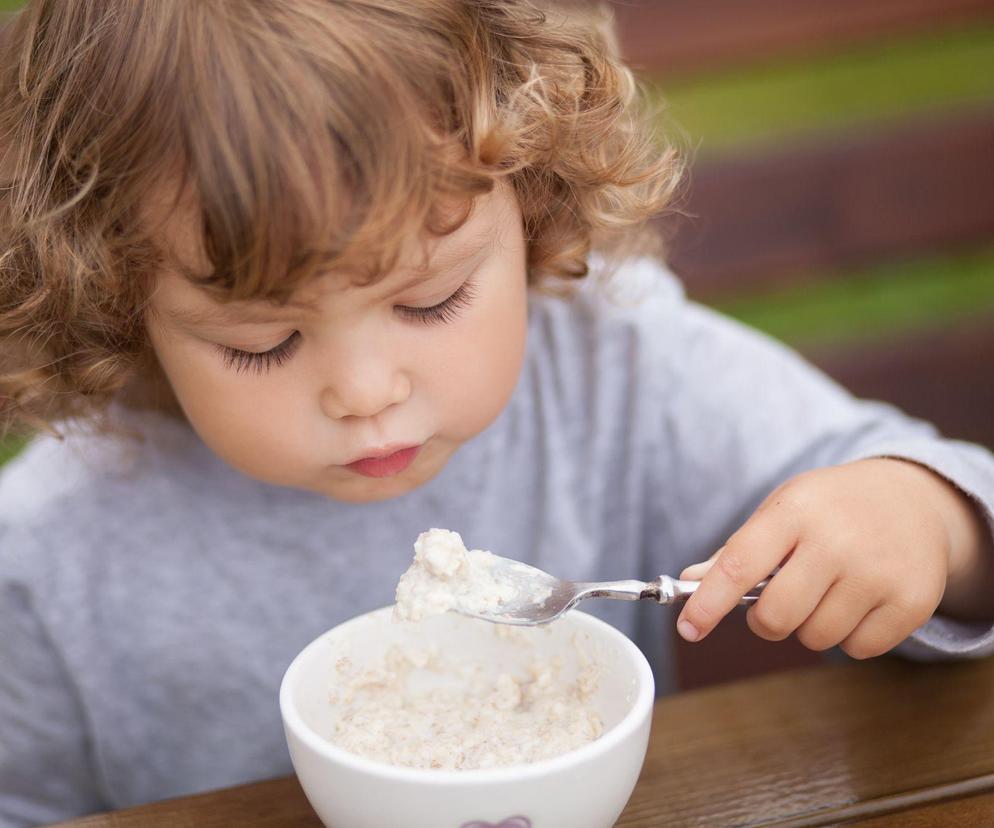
[677,618,700,642]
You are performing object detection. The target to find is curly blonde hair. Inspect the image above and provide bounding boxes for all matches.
[0,0,681,436]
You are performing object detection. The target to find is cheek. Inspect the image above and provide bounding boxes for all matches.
[149,329,309,484]
[428,275,527,437]
[186,378,291,457]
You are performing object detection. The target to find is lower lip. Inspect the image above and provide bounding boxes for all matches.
[345,446,421,478]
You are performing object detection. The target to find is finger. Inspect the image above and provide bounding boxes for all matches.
[745,548,838,642]
[677,512,799,643]
[680,560,713,581]
[795,581,878,652]
[839,602,926,660]
[679,549,722,581]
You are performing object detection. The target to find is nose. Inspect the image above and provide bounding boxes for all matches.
[319,353,412,420]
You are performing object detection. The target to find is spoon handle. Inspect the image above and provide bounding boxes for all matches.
[655,576,769,606]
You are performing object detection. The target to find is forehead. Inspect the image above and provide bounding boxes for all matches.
[148,183,517,316]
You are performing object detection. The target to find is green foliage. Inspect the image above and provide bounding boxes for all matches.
[650,23,994,155]
[0,435,28,467]
[718,246,994,348]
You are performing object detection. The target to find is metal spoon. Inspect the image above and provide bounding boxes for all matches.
[458,556,768,626]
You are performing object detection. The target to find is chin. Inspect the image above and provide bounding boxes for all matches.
[322,482,414,503]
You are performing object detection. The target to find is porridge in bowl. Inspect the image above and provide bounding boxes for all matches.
[328,630,603,769]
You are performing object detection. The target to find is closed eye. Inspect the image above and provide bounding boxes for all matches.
[396,279,477,325]
[217,331,302,374]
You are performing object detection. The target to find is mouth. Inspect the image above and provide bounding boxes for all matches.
[344,444,422,478]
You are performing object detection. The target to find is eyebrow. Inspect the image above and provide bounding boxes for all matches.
[387,233,493,295]
[160,299,313,328]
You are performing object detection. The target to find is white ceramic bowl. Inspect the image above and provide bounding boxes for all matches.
[280,606,654,828]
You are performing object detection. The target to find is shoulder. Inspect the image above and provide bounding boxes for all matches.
[1,412,194,523]
[523,255,687,394]
[0,432,109,587]
[528,254,686,336]
[530,255,816,382]
[509,256,693,453]
[0,409,245,580]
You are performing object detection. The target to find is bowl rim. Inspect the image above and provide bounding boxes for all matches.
[279,606,655,785]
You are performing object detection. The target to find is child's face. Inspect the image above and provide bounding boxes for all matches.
[146,184,528,502]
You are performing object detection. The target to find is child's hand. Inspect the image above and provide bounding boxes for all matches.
[676,458,994,659]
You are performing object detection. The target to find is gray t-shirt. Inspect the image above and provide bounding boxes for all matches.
[2,260,993,826]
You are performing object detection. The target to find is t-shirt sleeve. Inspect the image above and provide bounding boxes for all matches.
[0,565,104,827]
[642,285,994,661]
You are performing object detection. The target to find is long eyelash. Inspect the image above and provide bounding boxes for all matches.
[398,279,478,325]
[217,331,302,374]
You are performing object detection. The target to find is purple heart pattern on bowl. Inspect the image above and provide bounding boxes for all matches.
[459,817,532,828]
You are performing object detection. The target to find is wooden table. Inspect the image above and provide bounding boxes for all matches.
[52,655,994,827]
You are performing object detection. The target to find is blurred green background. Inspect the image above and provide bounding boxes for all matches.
[1,2,992,466]
[648,20,994,348]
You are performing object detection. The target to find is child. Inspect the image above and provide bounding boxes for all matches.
[1,1,992,825]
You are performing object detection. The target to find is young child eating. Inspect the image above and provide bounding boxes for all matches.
[1,1,992,824]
